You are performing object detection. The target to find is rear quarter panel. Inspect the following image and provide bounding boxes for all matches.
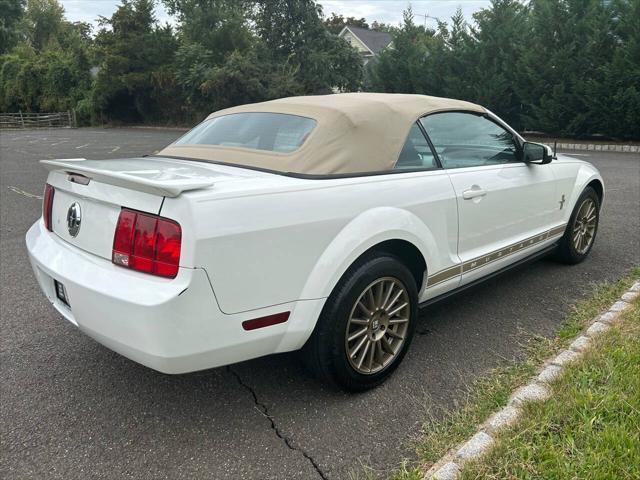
[162,170,459,314]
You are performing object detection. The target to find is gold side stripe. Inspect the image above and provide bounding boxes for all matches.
[426,265,463,285]
[426,224,567,288]
[548,225,567,237]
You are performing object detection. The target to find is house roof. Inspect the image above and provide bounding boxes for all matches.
[160,93,485,176]
[341,25,392,55]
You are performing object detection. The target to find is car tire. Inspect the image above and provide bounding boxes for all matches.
[302,253,418,391]
[555,186,600,264]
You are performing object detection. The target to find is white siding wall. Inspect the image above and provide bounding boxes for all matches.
[341,31,370,55]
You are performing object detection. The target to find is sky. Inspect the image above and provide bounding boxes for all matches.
[59,0,493,29]
[319,1,491,26]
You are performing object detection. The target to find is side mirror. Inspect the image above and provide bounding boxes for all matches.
[522,142,552,164]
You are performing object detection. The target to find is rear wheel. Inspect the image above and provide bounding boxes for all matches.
[555,187,600,264]
[302,254,418,391]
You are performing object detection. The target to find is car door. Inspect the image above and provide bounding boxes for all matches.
[419,111,559,286]
[392,122,462,301]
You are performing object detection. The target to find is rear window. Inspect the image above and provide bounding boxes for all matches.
[174,113,317,153]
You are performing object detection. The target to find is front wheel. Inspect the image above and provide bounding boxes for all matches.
[302,254,418,391]
[555,186,600,264]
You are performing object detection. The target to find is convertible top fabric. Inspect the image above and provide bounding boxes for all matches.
[159,93,485,175]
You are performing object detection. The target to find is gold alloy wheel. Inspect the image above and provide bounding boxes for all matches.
[572,198,597,254]
[345,277,410,375]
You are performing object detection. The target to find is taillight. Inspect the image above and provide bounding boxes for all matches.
[112,208,182,278]
[43,184,55,231]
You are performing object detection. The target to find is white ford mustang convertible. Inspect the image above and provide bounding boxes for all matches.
[27,93,603,390]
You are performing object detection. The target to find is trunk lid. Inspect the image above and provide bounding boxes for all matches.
[42,156,242,260]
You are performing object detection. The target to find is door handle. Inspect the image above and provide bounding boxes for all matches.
[462,187,487,200]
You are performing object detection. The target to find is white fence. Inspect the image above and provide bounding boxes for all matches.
[0,111,76,129]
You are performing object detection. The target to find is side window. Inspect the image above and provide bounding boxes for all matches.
[420,112,519,169]
[394,123,438,171]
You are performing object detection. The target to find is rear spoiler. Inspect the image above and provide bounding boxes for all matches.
[40,158,215,198]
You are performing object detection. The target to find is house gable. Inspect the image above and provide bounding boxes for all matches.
[338,25,393,56]
[338,26,375,56]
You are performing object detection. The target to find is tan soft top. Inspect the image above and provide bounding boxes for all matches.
[159,93,485,175]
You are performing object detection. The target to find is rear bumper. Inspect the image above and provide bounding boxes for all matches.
[26,220,325,373]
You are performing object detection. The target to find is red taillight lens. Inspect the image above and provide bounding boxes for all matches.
[112,209,136,258]
[154,219,183,277]
[43,184,55,231]
[112,208,182,278]
[130,213,157,273]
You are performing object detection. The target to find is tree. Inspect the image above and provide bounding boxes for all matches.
[92,0,179,123]
[0,43,92,114]
[584,0,640,139]
[468,0,528,129]
[370,21,393,32]
[323,12,368,34]
[368,0,639,139]
[163,0,252,63]
[1,0,637,138]
[516,0,617,136]
[162,0,254,117]
[22,0,65,51]
[0,0,25,54]
[369,8,435,94]
[200,46,302,109]
[0,0,91,115]
[419,8,475,101]
[253,0,363,93]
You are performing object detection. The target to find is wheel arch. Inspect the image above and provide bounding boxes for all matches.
[561,163,605,223]
[299,207,436,303]
[586,178,604,206]
[368,239,427,291]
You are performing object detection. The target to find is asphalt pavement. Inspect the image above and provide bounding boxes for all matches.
[1,128,638,480]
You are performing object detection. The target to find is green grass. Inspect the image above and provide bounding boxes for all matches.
[459,296,640,480]
[389,266,639,479]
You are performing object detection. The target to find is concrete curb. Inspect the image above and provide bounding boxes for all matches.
[542,142,640,153]
[424,281,640,480]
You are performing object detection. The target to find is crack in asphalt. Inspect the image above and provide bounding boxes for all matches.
[227,366,328,480]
